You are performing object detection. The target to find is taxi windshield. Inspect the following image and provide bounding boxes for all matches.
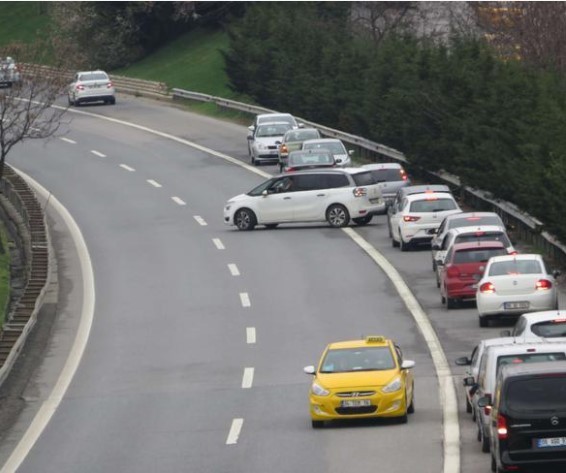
[320,347,395,373]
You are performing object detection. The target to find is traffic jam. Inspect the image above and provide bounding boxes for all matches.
[223,112,566,473]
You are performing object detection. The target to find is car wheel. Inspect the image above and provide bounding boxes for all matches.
[432,259,436,272]
[400,236,410,252]
[446,297,457,309]
[251,155,256,166]
[311,420,324,429]
[387,218,392,238]
[479,316,489,328]
[109,97,116,105]
[436,274,441,288]
[491,454,497,472]
[326,204,350,228]
[67,96,74,106]
[472,405,477,422]
[264,224,278,229]
[74,99,80,106]
[407,390,415,414]
[234,209,256,231]
[465,395,472,414]
[397,412,408,424]
[441,294,446,305]
[391,232,400,247]
[481,426,490,453]
[353,215,372,226]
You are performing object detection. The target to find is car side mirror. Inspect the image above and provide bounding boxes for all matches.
[477,396,491,408]
[297,123,305,128]
[455,356,471,366]
[401,360,415,369]
[247,135,254,140]
[275,140,281,145]
[348,150,355,156]
[248,125,255,132]
[431,243,441,250]
[553,270,561,278]
[500,330,511,337]
[430,228,438,235]
[335,158,342,164]
[436,260,445,267]
[303,365,315,375]
[463,376,476,387]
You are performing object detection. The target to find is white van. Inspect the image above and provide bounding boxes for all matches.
[471,341,566,453]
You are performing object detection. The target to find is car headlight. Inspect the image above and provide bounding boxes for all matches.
[382,376,402,393]
[311,382,330,397]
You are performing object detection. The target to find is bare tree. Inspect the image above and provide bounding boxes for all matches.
[351,2,416,44]
[0,40,71,180]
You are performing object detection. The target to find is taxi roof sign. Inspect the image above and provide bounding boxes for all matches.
[365,335,387,344]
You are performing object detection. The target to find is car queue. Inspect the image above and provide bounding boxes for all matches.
[230,113,566,470]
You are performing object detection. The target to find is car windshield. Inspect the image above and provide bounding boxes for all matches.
[449,215,503,229]
[285,129,319,142]
[368,168,404,183]
[289,152,334,166]
[453,247,507,264]
[256,124,291,137]
[455,232,511,248]
[489,259,542,276]
[531,321,566,337]
[507,376,566,412]
[304,141,345,154]
[410,198,457,212]
[79,73,108,81]
[320,347,396,373]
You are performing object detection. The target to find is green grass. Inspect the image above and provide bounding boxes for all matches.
[0,2,51,46]
[0,224,11,328]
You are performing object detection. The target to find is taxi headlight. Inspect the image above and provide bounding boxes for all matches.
[311,382,330,397]
[382,377,402,393]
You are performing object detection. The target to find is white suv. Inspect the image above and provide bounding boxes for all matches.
[224,168,385,230]
[389,191,461,251]
[68,70,116,106]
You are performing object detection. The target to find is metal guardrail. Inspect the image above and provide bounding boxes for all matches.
[172,87,566,268]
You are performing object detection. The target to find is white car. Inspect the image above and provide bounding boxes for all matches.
[223,168,385,230]
[68,70,116,106]
[433,225,514,287]
[302,138,354,167]
[476,254,560,327]
[500,310,566,339]
[247,122,293,165]
[389,191,461,251]
[361,162,411,205]
[248,113,302,135]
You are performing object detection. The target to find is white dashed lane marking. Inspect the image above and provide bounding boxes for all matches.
[90,150,106,158]
[228,264,240,276]
[60,137,76,144]
[246,327,256,344]
[239,292,251,308]
[242,368,254,389]
[119,164,135,172]
[171,196,186,206]
[213,238,225,250]
[193,216,207,226]
[147,179,162,188]
[226,418,244,445]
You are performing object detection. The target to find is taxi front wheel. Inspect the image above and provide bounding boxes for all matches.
[312,420,324,429]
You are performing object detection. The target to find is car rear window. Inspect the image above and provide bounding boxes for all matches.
[320,347,395,373]
[289,152,334,166]
[506,376,566,412]
[79,73,108,81]
[449,215,503,229]
[351,171,376,187]
[497,353,566,374]
[304,142,345,154]
[410,198,457,212]
[455,231,511,248]
[453,247,507,264]
[286,130,318,142]
[368,169,404,183]
[489,259,542,276]
[531,321,566,337]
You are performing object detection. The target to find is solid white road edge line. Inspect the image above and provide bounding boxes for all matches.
[56,104,459,472]
[212,238,225,250]
[0,170,95,473]
[246,327,256,344]
[239,292,251,308]
[228,264,240,276]
[242,368,254,389]
[226,418,244,445]
[343,227,460,473]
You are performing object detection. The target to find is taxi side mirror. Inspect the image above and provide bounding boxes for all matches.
[401,360,415,369]
[303,365,315,375]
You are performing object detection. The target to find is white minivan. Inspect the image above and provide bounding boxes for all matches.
[223,168,385,230]
[469,341,566,453]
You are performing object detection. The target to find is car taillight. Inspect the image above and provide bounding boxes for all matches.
[285,167,295,172]
[353,187,367,197]
[400,170,408,181]
[107,81,113,88]
[509,251,518,255]
[280,145,288,153]
[480,282,495,293]
[447,266,460,278]
[76,84,85,91]
[403,215,420,222]
[536,279,552,290]
[497,414,508,440]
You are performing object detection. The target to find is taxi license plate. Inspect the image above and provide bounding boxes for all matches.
[504,301,530,309]
[340,400,371,408]
[536,437,566,448]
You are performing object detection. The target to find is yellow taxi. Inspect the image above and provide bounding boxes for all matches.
[304,336,415,428]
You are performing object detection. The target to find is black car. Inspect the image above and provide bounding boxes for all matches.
[479,361,566,473]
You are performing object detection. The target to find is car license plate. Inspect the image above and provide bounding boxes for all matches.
[504,301,530,309]
[536,437,566,448]
[340,399,371,408]
[369,198,381,204]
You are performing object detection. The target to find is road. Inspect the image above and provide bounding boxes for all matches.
[0,95,519,473]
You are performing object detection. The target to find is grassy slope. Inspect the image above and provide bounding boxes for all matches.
[0,2,50,45]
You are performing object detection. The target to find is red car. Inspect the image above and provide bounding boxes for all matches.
[440,241,509,309]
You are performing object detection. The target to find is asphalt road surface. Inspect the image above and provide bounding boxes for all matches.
[0,95,525,473]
